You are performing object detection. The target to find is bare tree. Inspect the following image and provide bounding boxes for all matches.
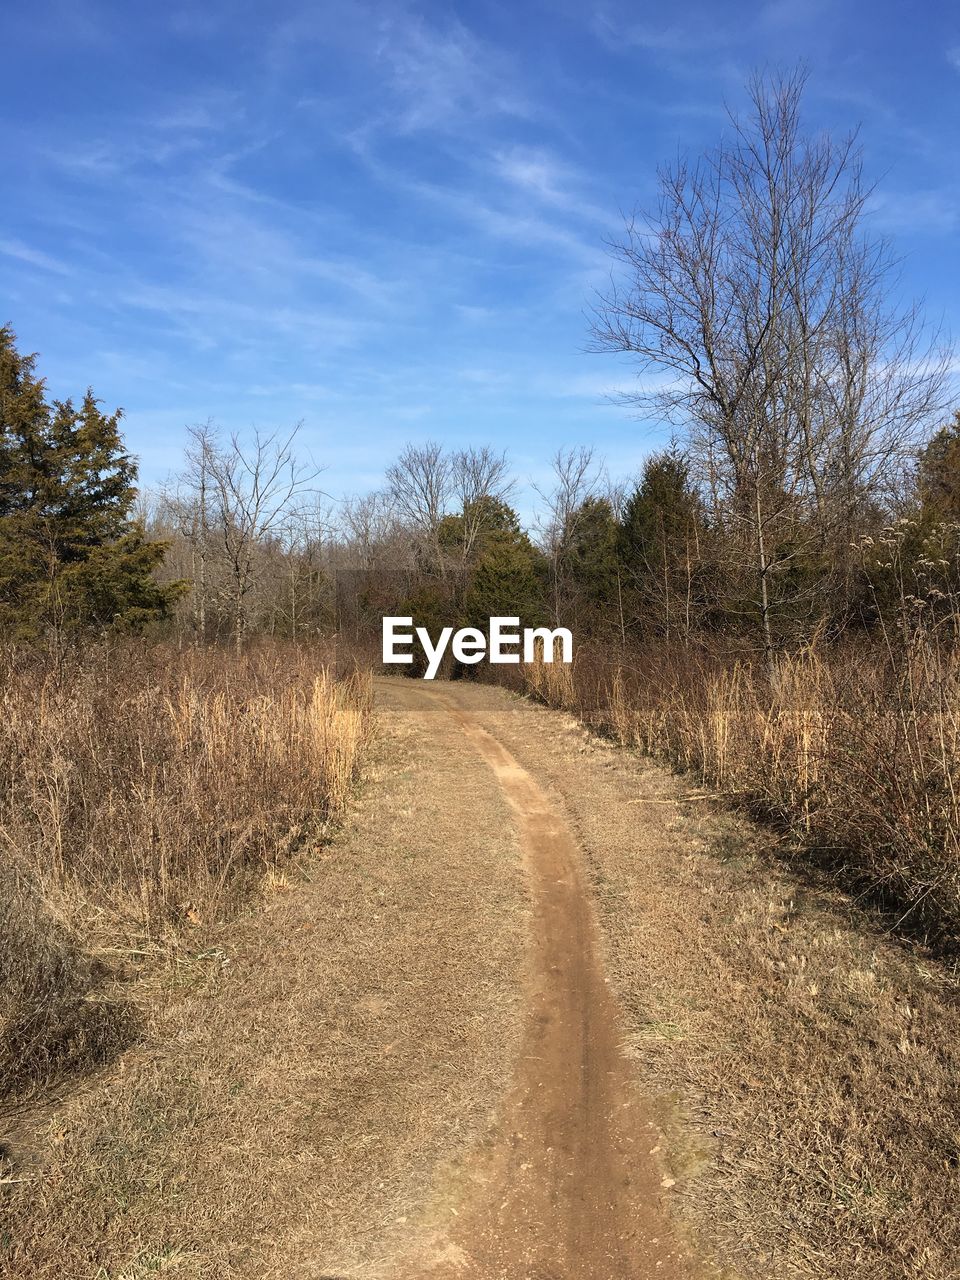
[272,498,333,641]
[385,441,452,575]
[592,67,952,665]
[384,441,517,577]
[179,424,322,651]
[534,447,604,549]
[166,422,216,641]
[533,446,607,624]
[449,445,515,566]
[339,490,407,571]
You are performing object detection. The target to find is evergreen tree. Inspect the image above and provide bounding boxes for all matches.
[917,412,960,525]
[616,450,707,640]
[0,325,179,641]
[852,412,960,636]
[557,497,621,636]
[459,498,545,632]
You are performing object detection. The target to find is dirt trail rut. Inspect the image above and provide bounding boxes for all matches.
[381,679,702,1280]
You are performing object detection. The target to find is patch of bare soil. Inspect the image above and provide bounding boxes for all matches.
[2,684,527,1279]
[455,680,960,1280]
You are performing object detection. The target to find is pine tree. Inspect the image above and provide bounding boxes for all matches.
[557,497,621,637]
[464,527,544,634]
[917,412,960,525]
[618,450,706,641]
[0,325,180,641]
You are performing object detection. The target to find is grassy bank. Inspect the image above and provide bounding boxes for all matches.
[522,638,960,949]
[0,642,371,1104]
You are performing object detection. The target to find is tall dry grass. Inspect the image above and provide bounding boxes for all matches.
[524,639,960,946]
[0,641,371,1101]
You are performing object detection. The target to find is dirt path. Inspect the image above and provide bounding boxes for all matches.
[380,680,702,1280]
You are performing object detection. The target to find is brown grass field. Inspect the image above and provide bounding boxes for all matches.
[523,641,960,949]
[0,642,369,1109]
[2,657,959,1279]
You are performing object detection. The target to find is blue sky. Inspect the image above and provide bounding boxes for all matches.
[3,0,959,507]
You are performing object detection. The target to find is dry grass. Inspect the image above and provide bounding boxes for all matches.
[0,867,136,1105]
[523,640,960,948]
[0,641,370,1104]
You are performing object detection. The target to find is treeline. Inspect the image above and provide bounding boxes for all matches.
[151,420,960,670]
[4,309,960,666]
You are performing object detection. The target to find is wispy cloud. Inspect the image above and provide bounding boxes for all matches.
[419,176,603,264]
[42,88,251,180]
[116,281,375,355]
[150,91,243,134]
[44,131,208,178]
[868,189,959,234]
[491,146,611,224]
[165,187,404,309]
[0,236,73,276]
[590,3,730,55]
[757,0,831,30]
[337,134,605,267]
[591,0,826,65]
[372,11,531,135]
[275,2,532,147]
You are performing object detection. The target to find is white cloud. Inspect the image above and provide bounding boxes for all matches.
[273,4,532,145]
[166,188,403,309]
[151,92,241,134]
[494,148,568,201]
[373,11,530,135]
[0,237,73,275]
[868,190,959,235]
[591,3,729,55]
[116,281,373,355]
[490,146,614,226]
[344,143,605,267]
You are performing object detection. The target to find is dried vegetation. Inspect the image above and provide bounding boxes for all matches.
[0,641,370,1106]
[524,638,960,948]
